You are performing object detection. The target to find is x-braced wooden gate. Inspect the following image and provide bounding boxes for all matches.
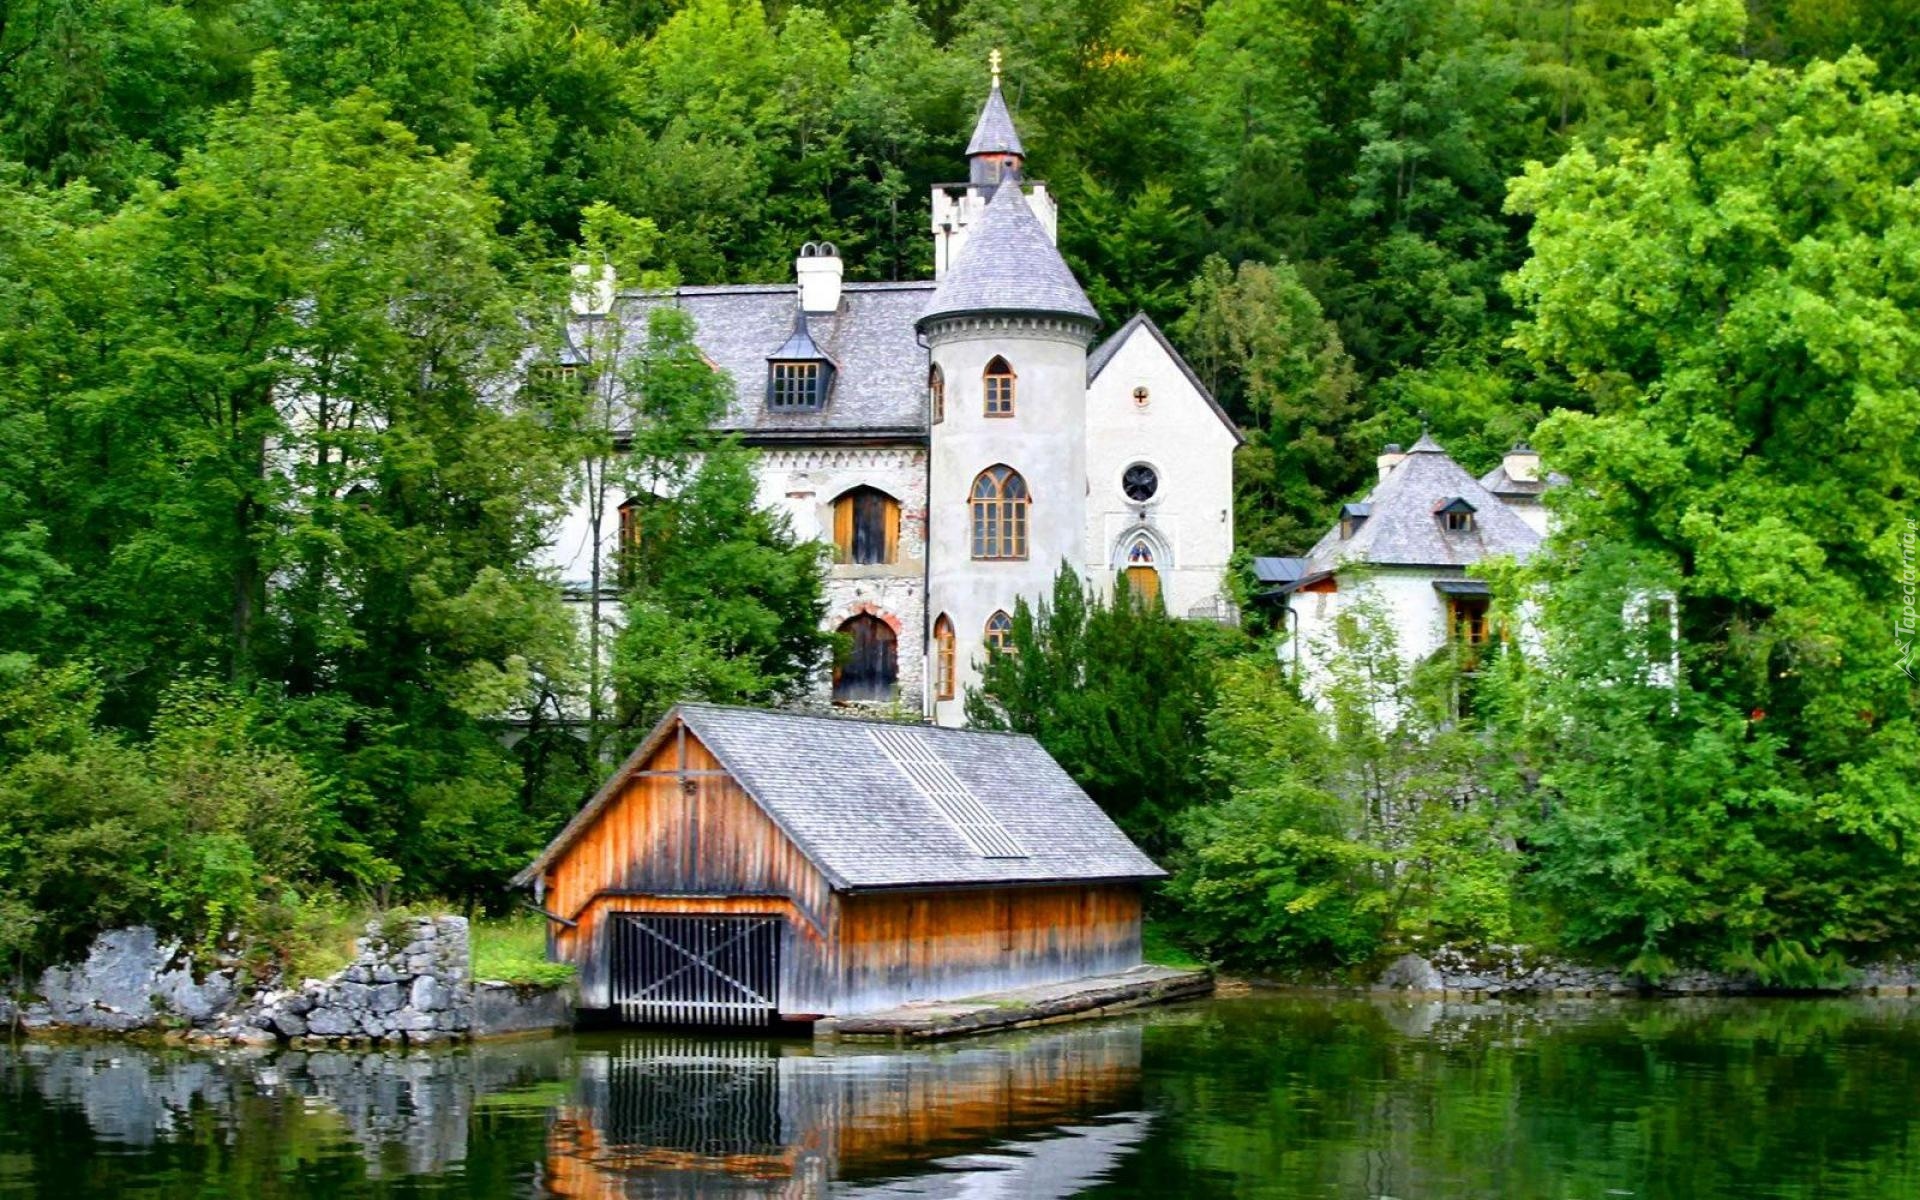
[612,914,782,1026]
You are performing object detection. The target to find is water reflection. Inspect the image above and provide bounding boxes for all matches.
[0,1025,1146,1197]
[9,998,1920,1198]
[546,1029,1146,1198]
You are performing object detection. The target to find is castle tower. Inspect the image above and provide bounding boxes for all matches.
[920,74,1099,725]
[931,53,1058,278]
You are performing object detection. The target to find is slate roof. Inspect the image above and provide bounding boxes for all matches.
[966,79,1026,157]
[920,178,1099,328]
[1303,434,1542,570]
[1477,456,1569,500]
[588,282,933,439]
[515,704,1165,892]
[1086,311,1245,444]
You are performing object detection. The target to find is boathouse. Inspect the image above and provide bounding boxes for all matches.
[512,704,1164,1025]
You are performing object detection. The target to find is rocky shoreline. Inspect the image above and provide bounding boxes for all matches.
[1370,944,1920,997]
[2,918,572,1046]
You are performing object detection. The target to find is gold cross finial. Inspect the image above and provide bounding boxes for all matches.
[989,48,1002,85]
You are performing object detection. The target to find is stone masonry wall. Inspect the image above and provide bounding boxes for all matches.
[236,916,472,1048]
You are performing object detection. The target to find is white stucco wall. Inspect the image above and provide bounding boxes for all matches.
[926,316,1092,726]
[1083,323,1238,622]
[1285,569,1453,715]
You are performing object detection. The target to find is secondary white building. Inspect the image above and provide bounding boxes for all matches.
[543,66,1241,726]
[1258,437,1549,702]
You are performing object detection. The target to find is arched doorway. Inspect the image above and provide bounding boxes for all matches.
[833,614,898,703]
[1123,540,1161,606]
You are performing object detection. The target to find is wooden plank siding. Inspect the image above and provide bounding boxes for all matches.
[539,716,1147,1020]
[835,884,1143,1015]
[542,723,836,1014]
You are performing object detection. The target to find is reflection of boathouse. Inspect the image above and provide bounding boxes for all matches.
[543,1026,1148,1198]
[515,705,1164,1025]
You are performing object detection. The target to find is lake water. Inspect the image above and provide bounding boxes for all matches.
[4,994,1919,1197]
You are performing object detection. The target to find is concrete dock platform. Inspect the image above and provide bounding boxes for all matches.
[814,964,1214,1043]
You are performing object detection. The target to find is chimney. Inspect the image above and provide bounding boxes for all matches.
[569,262,614,316]
[1377,443,1406,482]
[796,242,844,314]
[1503,442,1541,483]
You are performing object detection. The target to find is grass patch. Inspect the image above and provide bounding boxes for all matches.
[472,913,575,987]
[1142,921,1206,970]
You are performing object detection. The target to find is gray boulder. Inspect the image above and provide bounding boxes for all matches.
[410,976,451,1012]
[1375,953,1445,992]
[306,1008,355,1037]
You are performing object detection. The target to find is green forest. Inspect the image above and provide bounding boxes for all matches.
[0,0,1915,984]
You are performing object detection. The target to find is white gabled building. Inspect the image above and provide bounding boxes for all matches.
[1259,436,1547,701]
[543,65,1241,727]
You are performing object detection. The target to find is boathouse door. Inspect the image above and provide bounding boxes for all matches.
[611,913,782,1026]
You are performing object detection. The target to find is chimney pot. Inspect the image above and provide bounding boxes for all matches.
[1503,442,1541,483]
[569,263,615,316]
[796,242,844,313]
[1376,444,1407,482]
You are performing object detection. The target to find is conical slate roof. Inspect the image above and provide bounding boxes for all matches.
[966,79,1025,157]
[919,178,1099,327]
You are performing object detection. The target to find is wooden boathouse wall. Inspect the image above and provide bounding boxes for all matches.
[835,884,1142,1016]
[542,724,836,1014]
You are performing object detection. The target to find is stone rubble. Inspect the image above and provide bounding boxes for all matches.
[203,916,474,1048]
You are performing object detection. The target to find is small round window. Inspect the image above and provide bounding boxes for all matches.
[1122,463,1159,502]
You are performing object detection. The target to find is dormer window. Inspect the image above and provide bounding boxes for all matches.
[769,361,823,410]
[1434,497,1476,532]
[1340,502,1371,540]
[766,308,836,412]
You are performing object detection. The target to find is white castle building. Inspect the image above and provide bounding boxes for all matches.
[544,68,1241,726]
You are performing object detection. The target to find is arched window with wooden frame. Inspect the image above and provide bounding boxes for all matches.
[929,364,945,424]
[1123,539,1161,607]
[831,486,900,565]
[984,610,1015,655]
[615,494,665,589]
[933,614,956,700]
[833,613,898,702]
[969,465,1029,560]
[983,356,1016,416]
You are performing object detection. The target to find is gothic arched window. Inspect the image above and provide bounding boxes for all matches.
[929,364,945,424]
[831,486,900,565]
[933,614,956,700]
[984,610,1014,655]
[969,465,1029,560]
[833,613,898,702]
[983,356,1016,417]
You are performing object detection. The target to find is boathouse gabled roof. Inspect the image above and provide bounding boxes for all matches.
[513,704,1165,892]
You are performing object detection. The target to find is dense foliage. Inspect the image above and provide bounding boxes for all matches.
[0,0,1914,975]
[966,566,1225,853]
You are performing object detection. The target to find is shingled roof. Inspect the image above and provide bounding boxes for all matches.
[1303,434,1541,570]
[919,178,1099,328]
[587,282,933,438]
[966,78,1025,157]
[514,704,1164,892]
